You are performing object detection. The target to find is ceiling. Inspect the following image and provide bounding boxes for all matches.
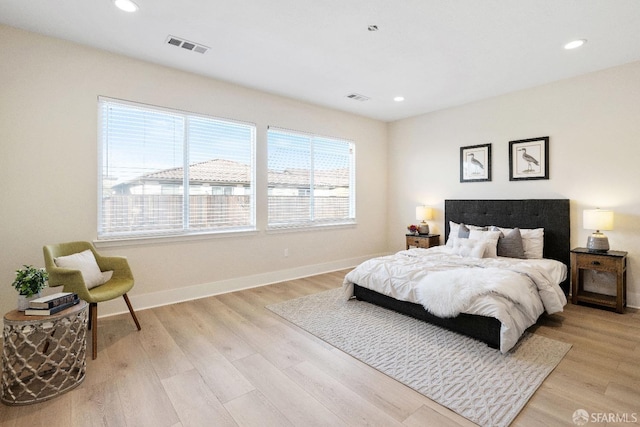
[2,0,640,122]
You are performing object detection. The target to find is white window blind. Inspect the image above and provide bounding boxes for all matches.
[98,97,256,239]
[267,127,355,229]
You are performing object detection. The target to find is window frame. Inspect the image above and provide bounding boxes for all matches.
[97,97,256,241]
[266,126,356,231]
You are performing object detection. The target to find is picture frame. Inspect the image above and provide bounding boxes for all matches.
[509,137,549,181]
[460,143,491,182]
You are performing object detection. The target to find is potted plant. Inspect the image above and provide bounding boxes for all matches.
[12,265,48,311]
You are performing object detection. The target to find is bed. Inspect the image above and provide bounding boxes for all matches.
[344,199,570,352]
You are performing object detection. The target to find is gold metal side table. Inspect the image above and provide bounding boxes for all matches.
[1,300,87,405]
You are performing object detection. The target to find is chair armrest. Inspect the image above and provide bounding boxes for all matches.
[46,266,92,302]
[95,255,134,280]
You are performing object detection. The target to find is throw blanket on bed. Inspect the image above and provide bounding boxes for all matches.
[343,246,567,352]
[416,268,536,318]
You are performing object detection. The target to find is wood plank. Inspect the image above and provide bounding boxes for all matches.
[284,360,405,426]
[402,404,476,427]
[70,380,127,427]
[0,391,72,427]
[316,347,427,422]
[604,382,640,408]
[224,390,294,427]
[173,329,254,403]
[134,308,194,380]
[101,317,181,426]
[153,302,256,404]
[232,353,347,427]
[199,296,306,370]
[159,301,255,362]
[161,369,237,427]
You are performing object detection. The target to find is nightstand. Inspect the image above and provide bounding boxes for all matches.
[406,234,440,250]
[571,248,627,313]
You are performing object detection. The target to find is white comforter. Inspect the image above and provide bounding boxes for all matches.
[343,246,567,352]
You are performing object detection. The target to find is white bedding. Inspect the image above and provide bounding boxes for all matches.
[343,246,567,352]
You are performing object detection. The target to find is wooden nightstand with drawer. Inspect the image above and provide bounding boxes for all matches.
[406,234,440,250]
[571,247,627,313]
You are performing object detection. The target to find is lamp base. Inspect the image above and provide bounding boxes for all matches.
[418,222,430,235]
[586,232,609,252]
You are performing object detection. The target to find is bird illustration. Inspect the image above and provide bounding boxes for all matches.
[518,148,539,172]
[467,153,484,175]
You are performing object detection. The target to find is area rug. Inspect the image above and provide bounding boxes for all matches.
[266,288,571,427]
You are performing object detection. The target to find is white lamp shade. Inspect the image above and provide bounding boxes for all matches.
[416,206,433,221]
[583,209,614,231]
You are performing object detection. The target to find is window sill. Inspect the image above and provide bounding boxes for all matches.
[266,222,357,234]
[94,228,259,248]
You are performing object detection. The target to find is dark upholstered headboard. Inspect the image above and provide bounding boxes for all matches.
[444,199,570,294]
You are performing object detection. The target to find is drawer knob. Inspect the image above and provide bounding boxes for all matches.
[591,261,601,266]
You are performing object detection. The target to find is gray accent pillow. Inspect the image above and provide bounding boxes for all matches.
[491,227,525,259]
[458,223,471,238]
[458,223,488,239]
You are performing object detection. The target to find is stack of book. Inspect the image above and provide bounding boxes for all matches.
[25,292,80,316]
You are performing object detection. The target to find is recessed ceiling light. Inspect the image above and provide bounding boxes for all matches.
[114,0,139,12]
[394,96,405,102]
[564,39,586,50]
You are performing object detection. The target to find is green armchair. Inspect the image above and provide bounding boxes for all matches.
[43,241,141,359]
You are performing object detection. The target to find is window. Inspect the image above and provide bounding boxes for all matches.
[267,127,355,229]
[98,97,255,239]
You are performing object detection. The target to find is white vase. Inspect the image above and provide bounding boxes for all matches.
[17,293,40,311]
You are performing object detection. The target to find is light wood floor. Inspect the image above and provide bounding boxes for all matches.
[1,269,639,426]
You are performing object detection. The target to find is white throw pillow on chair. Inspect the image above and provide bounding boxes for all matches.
[54,249,113,289]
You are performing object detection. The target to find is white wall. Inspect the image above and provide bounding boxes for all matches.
[3,22,638,316]
[0,25,389,316]
[388,60,640,307]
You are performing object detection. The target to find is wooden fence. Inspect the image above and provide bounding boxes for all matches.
[101,195,350,233]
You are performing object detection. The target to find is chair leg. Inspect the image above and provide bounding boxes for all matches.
[88,303,93,330]
[123,293,141,331]
[90,302,98,360]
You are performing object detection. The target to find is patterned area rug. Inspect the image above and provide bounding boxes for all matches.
[266,288,571,427]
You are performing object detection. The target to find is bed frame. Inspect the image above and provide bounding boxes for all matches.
[354,199,570,349]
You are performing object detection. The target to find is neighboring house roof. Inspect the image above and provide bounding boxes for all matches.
[144,159,250,185]
[116,159,349,189]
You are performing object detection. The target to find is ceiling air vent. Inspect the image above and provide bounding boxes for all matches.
[346,93,370,102]
[166,35,209,54]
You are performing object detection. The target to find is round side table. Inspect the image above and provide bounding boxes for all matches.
[1,300,87,405]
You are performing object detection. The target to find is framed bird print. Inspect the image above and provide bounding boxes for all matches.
[509,136,549,181]
[460,143,491,182]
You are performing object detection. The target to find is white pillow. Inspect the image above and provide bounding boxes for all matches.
[451,238,486,258]
[494,227,544,259]
[468,229,501,258]
[54,249,113,289]
[446,221,460,247]
[521,228,544,259]
[446,221,486,247]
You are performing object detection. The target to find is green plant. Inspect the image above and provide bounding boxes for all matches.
[12,265,48,297]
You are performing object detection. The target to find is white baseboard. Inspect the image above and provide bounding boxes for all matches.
[626,291,639,310]
[97,253,389,318]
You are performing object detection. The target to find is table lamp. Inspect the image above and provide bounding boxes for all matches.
[583,209,614,252]
[416,206,433,235]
